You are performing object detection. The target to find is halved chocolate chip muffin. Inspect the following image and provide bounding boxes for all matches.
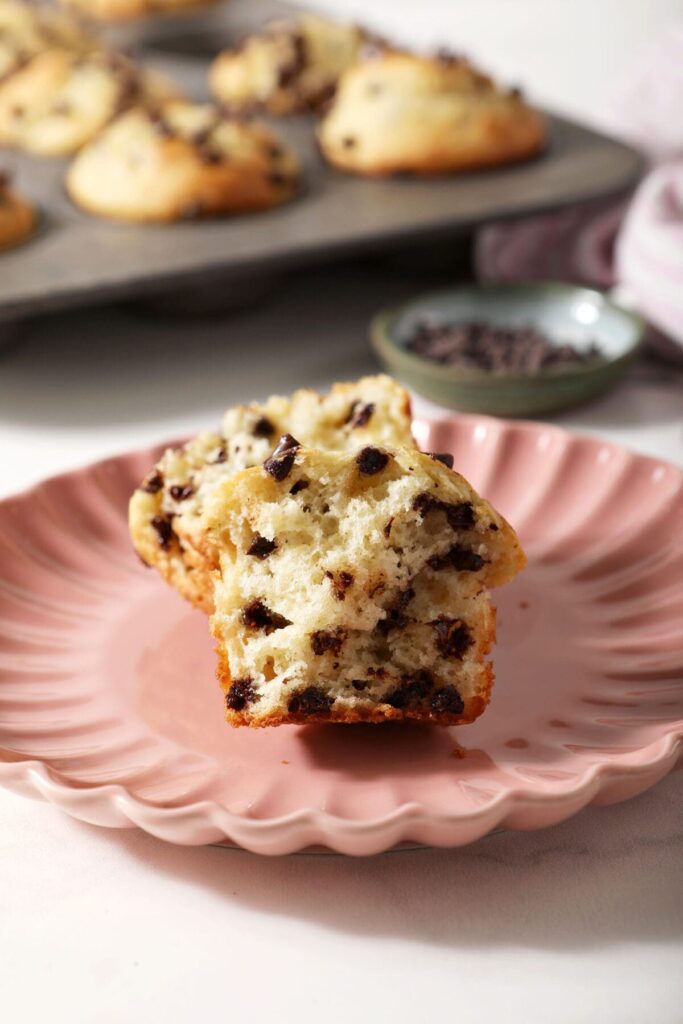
[129,376,415,612]
[204,443,525,727]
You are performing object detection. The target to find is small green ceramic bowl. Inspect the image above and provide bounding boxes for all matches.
[370,283,645,417]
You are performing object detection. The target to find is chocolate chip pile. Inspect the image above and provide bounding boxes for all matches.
[406,320,602,375]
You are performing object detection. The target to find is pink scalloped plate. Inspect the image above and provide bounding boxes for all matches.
[1,415,682,855]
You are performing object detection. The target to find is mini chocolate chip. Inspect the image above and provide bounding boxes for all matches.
[169,484,194,501]
[140,471,163,493]
[277,30,306,88]
[413,492,475,530]
[289,479,309,495]
[151,514,175,550]
[328,570,354,600]
[430,686,465,715]
[247,536,277,559]
[385,670,433,709]
[321,503,330,514]
[428,545,485,572]
[288,686,333,716]
[351,680,367,691]
[241,599,291,633]
[376,586,415,635]
[199,147,223,165]
[431,617,473,659]
[489,523,499,531]
[446,502,475,530]
[356,446,389,475]
[345,401,375,428]
[428,452,455,469]
[383,517,394,538]
[213,446,227,464]
[150,115,174,138]
[226,678,257,711]
[253,416,275,438]
[264,434,301,481]
[311,627,347,656]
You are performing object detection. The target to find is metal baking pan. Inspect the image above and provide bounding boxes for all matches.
[0,0,644,322]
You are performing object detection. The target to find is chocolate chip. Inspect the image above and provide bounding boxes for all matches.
[288,686,333,716]
[151,514,175,550]
[241,599,291,633]
[431,617,473,659]
[253,416,275,438]
[385,670,433,709]
[268,144,283,159]
[376,586,415,634]
[427,452,454,469]
[277,30,306,88]
[213,446,227,464]
[489,523,499,531]
[140,471,163,493]
[435,47,462,65]
[341,136,357,149]
[413,493,475,530]
[191,127,212,147]
[289,479,309,495]
[327,570,354,601]
[311,628,347,656]
[226,678,257,711]
[149,113,174,138]
[446,502,475,530]
[169,484,194,501]
[199,147,223,164]
[351,680,367,691]
[345,401,375,428]
[430,686,464,715]
[264,434,301,481]
[268,171,289,187]
[304,80,337,113]
[383,517,394,538]
[428,545,485,572]
[247,536,277,559]
[356,446,389,475]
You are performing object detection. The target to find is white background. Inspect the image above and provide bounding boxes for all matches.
[2,1,683,1021]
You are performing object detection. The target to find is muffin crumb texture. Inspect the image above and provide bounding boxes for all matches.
[205,445,525,727]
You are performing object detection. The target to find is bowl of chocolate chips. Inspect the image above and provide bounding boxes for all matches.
[370,283,644,416]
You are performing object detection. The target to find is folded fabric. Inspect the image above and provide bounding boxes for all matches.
[615,161,683,359]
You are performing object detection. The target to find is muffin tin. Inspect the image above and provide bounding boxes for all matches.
[0,0,644,323]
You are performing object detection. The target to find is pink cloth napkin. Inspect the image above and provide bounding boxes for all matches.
[475,24,683,361]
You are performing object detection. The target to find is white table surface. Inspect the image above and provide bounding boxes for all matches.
[1,260,682,1024]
